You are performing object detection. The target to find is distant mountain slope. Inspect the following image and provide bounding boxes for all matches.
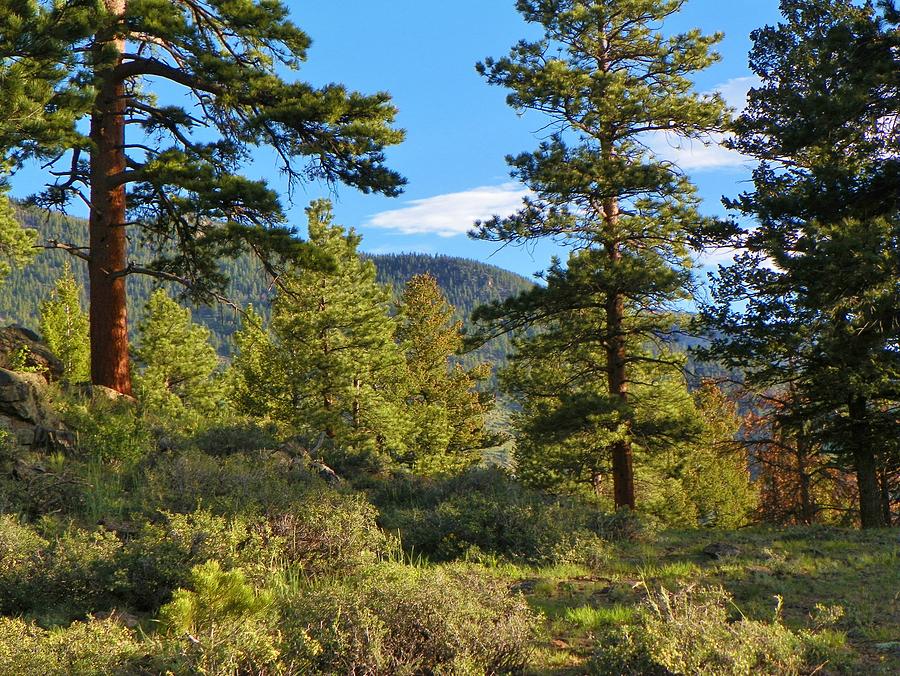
[0,206,534,366]
[369,253,534,321]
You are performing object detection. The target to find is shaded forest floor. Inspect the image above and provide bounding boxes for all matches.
[501,528,900,674]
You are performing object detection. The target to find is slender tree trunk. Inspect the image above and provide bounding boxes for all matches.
[89,0,131,395]
[598,35,634,511]
[878,468,892,527]
[796,431,815,524]
[603,198,634,510]
[319,292,335,439]
[848,396,885,528]
[591,471,603,498]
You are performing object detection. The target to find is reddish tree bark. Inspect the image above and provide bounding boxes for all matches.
[88,0,132,395]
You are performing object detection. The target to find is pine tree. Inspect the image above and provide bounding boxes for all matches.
[228,305,284,420]
[471,0,727,509]
[232,200,409,461]
[678,384,756,529]
[395,273,493,475]
[0,0,71,278]
[0,0,405,395]
[133,288,222,421]
[698,0,900,528]
[39,261,90,382]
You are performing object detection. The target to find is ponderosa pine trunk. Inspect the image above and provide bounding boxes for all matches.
[604,197,635,510]
[88,0,131,395]
[598,31,634,511]
[848,396,885,528]
[607,288,634,510]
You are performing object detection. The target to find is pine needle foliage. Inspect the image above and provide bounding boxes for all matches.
[0,0,406,393]
[471,0,728,508]
[39,261,90,382]
[231,200,410,463]
[133,289,223,422]
[395,273,494,475]
[698,0,900,528]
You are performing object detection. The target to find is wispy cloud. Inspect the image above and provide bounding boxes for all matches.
[365,77,762,237]
[648,75,761,171]
[365,183,530,237]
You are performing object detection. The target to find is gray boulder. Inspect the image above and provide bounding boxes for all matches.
[0,367,72,450]
[0,326,64,381]
[702,542,742,560]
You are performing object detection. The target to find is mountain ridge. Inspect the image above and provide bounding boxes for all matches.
[0,206,534,366]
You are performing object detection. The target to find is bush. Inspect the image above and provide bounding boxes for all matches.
[264,491,389,577]
[117,510,271,612]
[157,560,280,675]
[589,584,847,676]
[0,518,122,620]
[63,398,153,467]
[0,515,47,612]
[0,617,142,675]
[188,418,279,456]
[41,526,123,616]
[279,562,538,675]
[139,448,316,514]
[376,467,613,565]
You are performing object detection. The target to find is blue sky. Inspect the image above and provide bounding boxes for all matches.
[12,0,785,280]
[285,0,784,278]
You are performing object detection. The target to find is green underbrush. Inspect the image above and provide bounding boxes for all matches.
[0,398,896,675]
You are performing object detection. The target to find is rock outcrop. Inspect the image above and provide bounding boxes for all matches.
[0,367,73,450]
[0,326,64,381]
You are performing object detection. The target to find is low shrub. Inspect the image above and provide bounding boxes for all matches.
[0,617,142,675]
[187,418,280,456]
[0,517,122,620]
[41,526,123,616]
[0,515,47,612]
[376,467,614,565]
[61,397,153,467]
[264,491,389,576]
[589,584,847,676]
[139,448,316,514]
[117,510,269,611]
[278,562,539,675]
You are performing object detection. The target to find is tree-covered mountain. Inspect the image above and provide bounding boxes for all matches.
[0,206,534,367]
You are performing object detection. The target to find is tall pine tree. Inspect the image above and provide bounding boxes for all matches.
[0,0,404,395]
[231,201,410,462]
[472,0,727,508]
[699,0,900,528]
[395,273,494,475]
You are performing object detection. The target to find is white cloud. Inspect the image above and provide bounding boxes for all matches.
[647,75,761,171]
[649,132,748,170]
[365,183,530,237]
[695,246,740,270]
[715,75,761,111]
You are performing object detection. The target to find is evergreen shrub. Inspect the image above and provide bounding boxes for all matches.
[279,562,538,675]
[376,467,614,565]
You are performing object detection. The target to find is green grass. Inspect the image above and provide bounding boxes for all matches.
[506,527,900,675]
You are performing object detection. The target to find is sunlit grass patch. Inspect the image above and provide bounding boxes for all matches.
[563,604,639,631]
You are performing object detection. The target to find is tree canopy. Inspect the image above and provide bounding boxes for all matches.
[0,0,405,394]
[699,0,900,528]
[472,0,728,508]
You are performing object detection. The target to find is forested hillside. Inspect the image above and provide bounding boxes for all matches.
[0,205,532,363]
